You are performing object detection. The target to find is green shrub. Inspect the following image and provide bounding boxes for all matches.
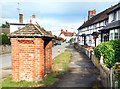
[94,44,101,59]
[94,40,120,68]
[1,33,11,45]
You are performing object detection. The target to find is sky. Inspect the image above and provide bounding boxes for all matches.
[0,0,119,36]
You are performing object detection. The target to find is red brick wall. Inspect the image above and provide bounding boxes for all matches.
[44,41,52,74]
[34,39,44,81]
[11,38,19,81]
[11,38,44,81]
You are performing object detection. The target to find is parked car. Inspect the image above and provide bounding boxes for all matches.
[52,42,57,46]
[66,41,70,43]
[57,41,61,45]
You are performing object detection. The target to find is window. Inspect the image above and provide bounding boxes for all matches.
[110,33,113,40]
[82,37,84,42]
[115,33,118,40]
[113,11,117,21]
[89,36,92,44]
[94,24,96,29]
[104,20,108,25]
[115,29,119,40]
[87,27,89,30]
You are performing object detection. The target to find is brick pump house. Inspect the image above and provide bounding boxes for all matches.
[8,24,54,81]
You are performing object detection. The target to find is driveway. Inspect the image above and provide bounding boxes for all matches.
[0,43,68,81]
[54,44,102,87]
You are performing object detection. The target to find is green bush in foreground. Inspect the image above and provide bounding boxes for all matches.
[94,40,120,68]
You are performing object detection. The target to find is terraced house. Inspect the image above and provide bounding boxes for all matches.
[77,3,120,47]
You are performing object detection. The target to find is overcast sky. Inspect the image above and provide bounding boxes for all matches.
[0,0,119,36]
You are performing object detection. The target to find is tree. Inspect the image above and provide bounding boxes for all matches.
[1,21,9,28]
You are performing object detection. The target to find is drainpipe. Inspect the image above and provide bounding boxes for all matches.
[95,38,96,47]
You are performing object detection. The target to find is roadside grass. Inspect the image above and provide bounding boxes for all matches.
[1,50,71,88]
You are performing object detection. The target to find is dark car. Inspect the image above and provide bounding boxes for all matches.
[52,42,57,46]
[66,41,70,43]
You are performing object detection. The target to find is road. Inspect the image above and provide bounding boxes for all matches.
[0,43,68,80]
[52,43,68,59]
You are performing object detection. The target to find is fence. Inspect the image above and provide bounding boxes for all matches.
[74,44,119,88]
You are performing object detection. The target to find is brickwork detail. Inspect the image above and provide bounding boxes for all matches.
[11,38,46,81]
[44,41,52,74]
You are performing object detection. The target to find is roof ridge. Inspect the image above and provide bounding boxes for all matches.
[33,24,44,36]
[7,24,54,38]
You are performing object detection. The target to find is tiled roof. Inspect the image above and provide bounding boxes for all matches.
[78,3,120,30]
[107,3,120,14]
[63,32,74,36]
[7,24,54,38]
[59,31,75,37]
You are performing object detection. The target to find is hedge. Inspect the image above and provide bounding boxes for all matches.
[94,40,120,68]
[0,33,11,45]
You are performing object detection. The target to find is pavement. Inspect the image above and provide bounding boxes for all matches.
[54,44,102,87]
[0,43,68,81]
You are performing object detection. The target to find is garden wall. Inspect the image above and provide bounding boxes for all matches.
[0,45,11,54]
[75,44,112,87]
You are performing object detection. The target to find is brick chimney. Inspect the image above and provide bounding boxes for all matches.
[61,29,64,34]
[88,9,96,20]
[19,14,23,24]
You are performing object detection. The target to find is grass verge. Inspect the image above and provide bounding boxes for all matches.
[1,50,71,88]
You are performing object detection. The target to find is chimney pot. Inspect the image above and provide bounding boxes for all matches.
[61,29,63,34]
[30,19,32,23]
[66,30,67,32]
[32,14,35,19]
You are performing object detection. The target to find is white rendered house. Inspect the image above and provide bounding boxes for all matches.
[59,29,75,42]
[77,3,120,47]
[10,14,36,33]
